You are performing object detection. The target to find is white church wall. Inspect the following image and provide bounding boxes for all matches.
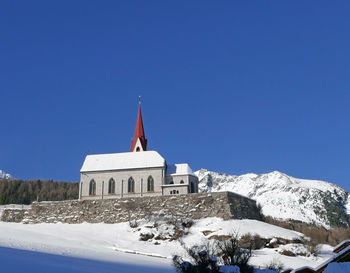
[80,167,164,200]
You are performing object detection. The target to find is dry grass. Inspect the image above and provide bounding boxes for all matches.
[264,216,350,246]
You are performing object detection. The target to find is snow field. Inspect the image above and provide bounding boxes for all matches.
[0,217,334,271]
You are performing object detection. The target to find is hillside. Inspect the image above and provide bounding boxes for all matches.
[0,179,79,205]
[195,169,350,228]
[0,218,333,271]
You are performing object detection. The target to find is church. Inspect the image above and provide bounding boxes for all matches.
[79,102,199,200]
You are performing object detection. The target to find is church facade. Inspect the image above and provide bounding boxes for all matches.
[79,103,199,200]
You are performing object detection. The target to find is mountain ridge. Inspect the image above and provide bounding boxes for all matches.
[195,169,350,229]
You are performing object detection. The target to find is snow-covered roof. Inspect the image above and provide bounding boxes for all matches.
[80,151,166,172]
[166,163,194,176]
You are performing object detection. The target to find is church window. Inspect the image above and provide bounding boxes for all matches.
[89,179,96,195]
[136,147,140,152]
[180,180,184,184]
[108,178,115,194]
[128,177,135,193]
[169,180,174,184]
[147,176,154,192]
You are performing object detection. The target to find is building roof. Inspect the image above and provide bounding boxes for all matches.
[130,103,147,152]
[80,151,165,172]
[166,163,194,176]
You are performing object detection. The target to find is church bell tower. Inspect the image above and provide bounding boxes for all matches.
[130,99,148,152]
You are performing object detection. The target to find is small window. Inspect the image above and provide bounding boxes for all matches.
[180,180,184,184]
[136,147,140,152]
[108,178,115,194]
[128,177,135,193]
[147,176,154,192]
[169,180,174,184]
[89,179,96,195]
[176,190,179,194]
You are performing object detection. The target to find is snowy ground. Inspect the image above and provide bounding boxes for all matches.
[0,218,334,272]
[0,246,174,273]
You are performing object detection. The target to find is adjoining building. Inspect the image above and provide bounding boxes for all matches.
[79,102,198,200]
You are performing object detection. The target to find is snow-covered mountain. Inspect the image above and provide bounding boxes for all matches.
[195,169,350,228]
[0,170,12,179]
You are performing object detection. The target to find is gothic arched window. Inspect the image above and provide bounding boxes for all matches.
[108,178,115,194]
[147,176,154,192]
[89,179,96,195]
[180,180,184,184]
[128,177,135,193]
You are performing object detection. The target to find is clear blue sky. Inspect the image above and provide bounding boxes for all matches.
[1,1,349,191]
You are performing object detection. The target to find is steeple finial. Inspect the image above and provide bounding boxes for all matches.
[138,95,142,105]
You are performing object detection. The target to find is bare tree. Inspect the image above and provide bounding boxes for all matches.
[216,231,254,273]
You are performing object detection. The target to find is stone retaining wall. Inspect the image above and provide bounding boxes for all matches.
[1,192,262,224]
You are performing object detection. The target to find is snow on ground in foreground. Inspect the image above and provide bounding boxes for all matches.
[0,219,334,271]
[0,246,174,273]
[0,222,174,272]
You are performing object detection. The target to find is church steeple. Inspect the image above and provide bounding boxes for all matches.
[130,99,148,152]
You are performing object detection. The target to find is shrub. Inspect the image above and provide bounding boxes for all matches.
[266,258,284,272]
[306,240,321,256]
[217,232,254,273]
[173,244,219,273]
[240,234,267,250]
[173,232,255,273]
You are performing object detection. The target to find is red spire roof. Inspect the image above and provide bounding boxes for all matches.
[130,103,148,152]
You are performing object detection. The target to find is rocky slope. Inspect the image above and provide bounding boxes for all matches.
[0,170,12,179]
[195,169,350,228]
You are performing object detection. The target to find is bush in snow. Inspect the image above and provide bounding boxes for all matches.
[173,232,254,273]
[265,258,284,272]
[173,244,220,273]
[217,232,254,273]
[239,233,267,250]
[306,240,320,257]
